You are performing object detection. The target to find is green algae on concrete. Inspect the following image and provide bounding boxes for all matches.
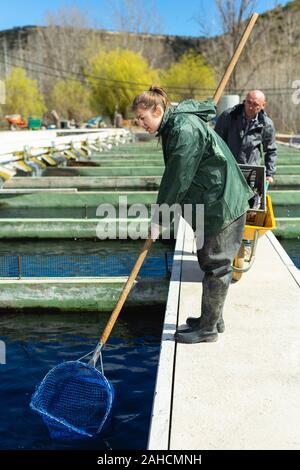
[42,166,165,177]
[83,159,164,167]
[276,165,300,175]
[94,155,162,160]
[0,191,157,208]
[0,277,169,312]
[274,217,300,238]
[0,218,152,238]
[4,176,162,190]
[272,175,300,189]
[269,190,300,205]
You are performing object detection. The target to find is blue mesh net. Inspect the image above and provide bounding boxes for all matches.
[0,253,173,279]
[30,361,114,440]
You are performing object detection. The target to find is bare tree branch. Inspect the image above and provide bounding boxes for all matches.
[108,0,163,35]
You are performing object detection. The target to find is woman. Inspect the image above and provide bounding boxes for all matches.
[132,86,253,344]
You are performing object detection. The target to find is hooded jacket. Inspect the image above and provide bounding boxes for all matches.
[214,103,277,176]
[156,99,253,235]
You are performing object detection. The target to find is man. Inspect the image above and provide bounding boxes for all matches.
[214,90,277,183]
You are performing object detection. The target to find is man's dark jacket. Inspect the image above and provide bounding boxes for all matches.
[214,103,277,177]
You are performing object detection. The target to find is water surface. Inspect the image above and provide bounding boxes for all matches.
[0,308,164,450]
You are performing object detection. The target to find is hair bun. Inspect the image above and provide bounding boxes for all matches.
[132,86,170,112]
[149,86,167,97]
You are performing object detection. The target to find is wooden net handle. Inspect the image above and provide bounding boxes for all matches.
[213,13,259,105]
[100,237,153,346]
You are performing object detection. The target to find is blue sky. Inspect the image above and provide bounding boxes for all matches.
[0,0,287,37]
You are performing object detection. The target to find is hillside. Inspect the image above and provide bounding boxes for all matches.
[1,0,300,131]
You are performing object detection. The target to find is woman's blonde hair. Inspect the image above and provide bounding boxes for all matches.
[132,86,171,112]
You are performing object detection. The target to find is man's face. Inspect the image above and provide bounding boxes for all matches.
[244,93,265,119]
[134,106,163,133]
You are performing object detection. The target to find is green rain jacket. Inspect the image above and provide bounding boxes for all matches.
[156,99,254,235]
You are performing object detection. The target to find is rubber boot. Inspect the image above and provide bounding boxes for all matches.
[174,325,218,344]
[175,271,230,344]
[185,314,225,333]
[175,304,219,343]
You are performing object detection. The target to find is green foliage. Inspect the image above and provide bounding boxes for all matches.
[161,51,216,101]
[3,67,46,117]
[50,78,92,123]
[86,49,158,118]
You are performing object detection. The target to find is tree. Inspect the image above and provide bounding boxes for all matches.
[86,49,158,118]
[196,0,299,132]
[161,51,216,101]
[109,0,163,35]
[3,67,46,117]
[49,78,92,123]
[35,5,93,96]
[106,0,165,68]
[196,0,257,89]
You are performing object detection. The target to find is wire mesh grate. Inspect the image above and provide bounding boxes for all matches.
[0,253,173,279]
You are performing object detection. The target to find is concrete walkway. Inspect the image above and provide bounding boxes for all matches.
[148,220,300,450]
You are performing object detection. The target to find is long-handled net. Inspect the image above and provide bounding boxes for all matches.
[30,237,153,440]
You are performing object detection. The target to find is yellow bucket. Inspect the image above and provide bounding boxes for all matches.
[243,195,276,241]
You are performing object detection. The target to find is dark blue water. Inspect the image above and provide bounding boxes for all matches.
[279,239,300,268]
[0,309,164,450]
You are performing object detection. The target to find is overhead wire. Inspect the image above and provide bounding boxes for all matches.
[0,53,297,97]
[0,52,217,93]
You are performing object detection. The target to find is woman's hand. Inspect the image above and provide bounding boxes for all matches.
[150,222,161,241]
